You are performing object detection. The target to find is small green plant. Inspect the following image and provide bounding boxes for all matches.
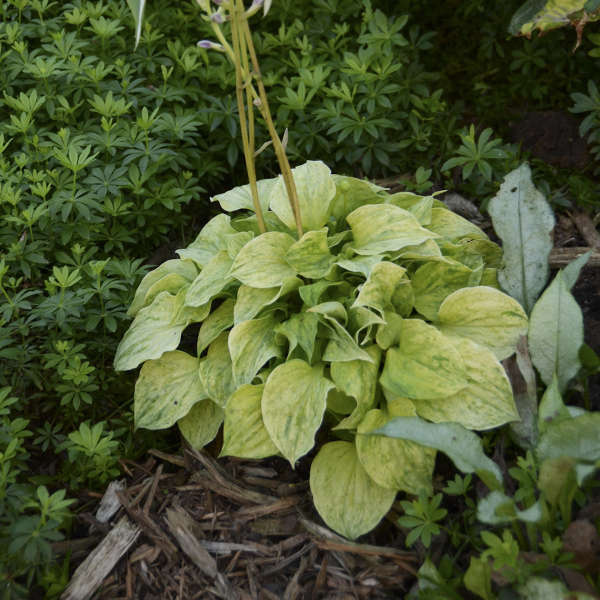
[398,492,447,548]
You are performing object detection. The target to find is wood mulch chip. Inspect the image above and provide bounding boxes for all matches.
[59,446,418,600]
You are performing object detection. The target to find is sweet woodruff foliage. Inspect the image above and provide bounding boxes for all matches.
[115,161,529,539]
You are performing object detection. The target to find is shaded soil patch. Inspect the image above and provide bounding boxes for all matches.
[60,448,418,600]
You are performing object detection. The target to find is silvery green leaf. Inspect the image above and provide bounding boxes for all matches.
[177,399,224,450]
[529,271,583,391]
[220,384,279,459]
[374,416,503,487]
[269,161,337,231]
[477,491,542,524]
[536,412,600,463]
[230,231,296,288]
[411,260,474,321]
[229,316,282,387]
[134,350,206,430]
[428,207,488,241]
[392,239,443,261]
[436,286,528,360]
[285,228,335,279]
[198,332,235,407]
[407,195,434,225]
[197,298,234,355]
[185,251,234,307]
[379,318,467,400]
[488,163,555,313]
[128,259,198,317]
[114,291,209,371]
[234,277,301,324]
[275,312,320,361]
[177,214,237,267]
[262,359,334,465]
[562,250,592,290]
[309,441,396,539]
[347,204,438,255]
[211,177,277,214]
[538,373,570,433]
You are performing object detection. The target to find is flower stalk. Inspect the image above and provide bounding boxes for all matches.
[199,0,303,237]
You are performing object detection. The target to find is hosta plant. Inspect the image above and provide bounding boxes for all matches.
[114,159,528,539]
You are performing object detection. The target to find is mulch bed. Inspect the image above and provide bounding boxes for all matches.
[59,447,419,600]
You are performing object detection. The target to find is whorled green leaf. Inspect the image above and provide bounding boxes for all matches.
[528,271,584,391]
[353,262,409,315]
[220,384,279,459]
[177,399,224,450]
[412,260,475,321]
[134,350,206,430]
[114,291,209,371]
[128,259,198,317]
[269,161,337,231]
[211,176,277,215]
[509,0,599,36]
[309,441,397,539]
[427,207,488,241]
[176,214,237,267]
[380,319,467,400]
[413,338,518,430]
[347,204,439,255]
[330,175,383,222]
[185,251,234,307]
[374,416,503,487]
[332,345,382,430]
[285,228,335,279]
[229,231,296,288]
[464,557,493,600]
[488,164,555,313]
[234,277,301,324]
[198,332,235,407]
[197,298,234,355]
[536,412,600,462]
[274,312,320,361]
[262,359,334,466]
[436,286,528,360]
[356,409,435,494]
[228,316,282,387]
